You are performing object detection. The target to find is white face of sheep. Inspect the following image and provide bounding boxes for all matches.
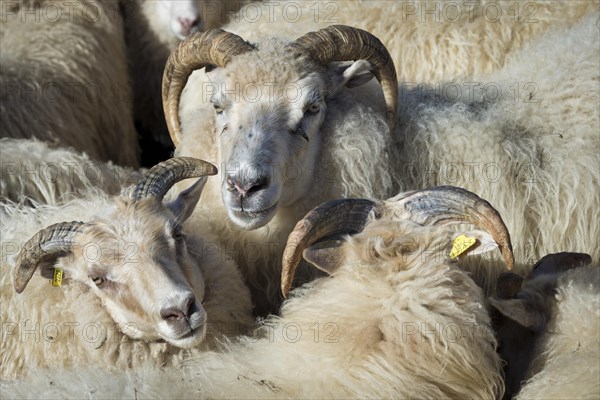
[162,27,398,230]
[13,158,218,349]
[158,0,204,39]
[208,56,379,229]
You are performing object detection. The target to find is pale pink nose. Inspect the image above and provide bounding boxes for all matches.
[226,174,268,197]
[177,17,198,35]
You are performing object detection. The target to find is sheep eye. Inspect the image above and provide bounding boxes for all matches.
[213,104,224,114]
[92,277,105,287]
[173,229,184,241]
[295,127,309,142]
[306,102,320,114]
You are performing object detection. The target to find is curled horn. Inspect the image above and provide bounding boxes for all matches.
[281,186,514,298]
[14,221,84,293]
[384,186,514,270]
[132,157,217,201]
[162,29,255,146]
[287,25,398,128]
[281,199,380,298]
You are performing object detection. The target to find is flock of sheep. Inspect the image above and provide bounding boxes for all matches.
[1,0,598,399]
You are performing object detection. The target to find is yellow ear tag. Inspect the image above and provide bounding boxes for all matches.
[450,235,477,259]
[51,268,63,287]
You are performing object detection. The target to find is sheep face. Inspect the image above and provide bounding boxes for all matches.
[206,43,376,230]
[13,158,219,349]
[157,0,204,39]
[163,27,398,231]
[61,197,207,349]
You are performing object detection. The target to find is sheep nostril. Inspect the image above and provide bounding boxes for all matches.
[248,176,268,194]
[183,295,195,318]
[161,294,195,321]
[160,307,185,321]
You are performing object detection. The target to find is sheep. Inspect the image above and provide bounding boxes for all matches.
[0,0,139,166]
[213,0,598,82]
[0,157,254,380]
[0,138,142,205]
[166,10,599,315]
[489,253,599,399]
[167,24,399,315]
[120,0,247,165]
[0,186,514,399]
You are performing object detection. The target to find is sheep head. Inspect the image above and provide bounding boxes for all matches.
[488,252,592,399]
[281,186,515,297]
[13,157,218,349]
[163,26,398,230]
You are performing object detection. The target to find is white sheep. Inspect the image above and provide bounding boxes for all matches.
[0,138,142,205]
[167,11,599,314]
[1,186,514,399]
[489,253,599,399]
[0,157,253,380]
[0,0,139,166]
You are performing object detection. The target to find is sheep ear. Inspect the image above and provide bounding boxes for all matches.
[496,272,524,299]
[450,229,499,259]
[302,240,345,275]
[167,177,207,225]
[528,252,592,278]
[488,297,543,330]
[342,60,375,88]
[330,60,374,93]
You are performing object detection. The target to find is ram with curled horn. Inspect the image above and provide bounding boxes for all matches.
[281,185,515,296]
[2,157,253,379]
[163,24,399,315]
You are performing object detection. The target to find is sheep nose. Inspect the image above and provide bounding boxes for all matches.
[177,17,198,34]
[160,293,195,321]
[226,174,268,197]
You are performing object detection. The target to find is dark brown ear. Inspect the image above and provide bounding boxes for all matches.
[488,297,544,330]
[496,272,525,299]
[302,240,345,275]
[528,252,592,278]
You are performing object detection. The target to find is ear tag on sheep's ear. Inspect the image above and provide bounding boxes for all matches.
[50,268,63,287]
[449,235,477,259]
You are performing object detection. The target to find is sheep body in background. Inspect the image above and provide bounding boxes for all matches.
[0,158,253,380]
[0,138,142,205]
[0,0,139,166]
[218,0,597,82]
[395,12,600,266]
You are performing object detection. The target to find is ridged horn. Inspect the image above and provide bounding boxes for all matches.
[132,157,217,201]
[281,186,514,297]
[281,199,380,297]
[383,186,514,270]
[14,221,84,293]
[287,25,398,128]
[162,29,255,146]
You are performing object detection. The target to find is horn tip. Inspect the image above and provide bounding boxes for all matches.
[13,276,26,294]
[281,284,290,299]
